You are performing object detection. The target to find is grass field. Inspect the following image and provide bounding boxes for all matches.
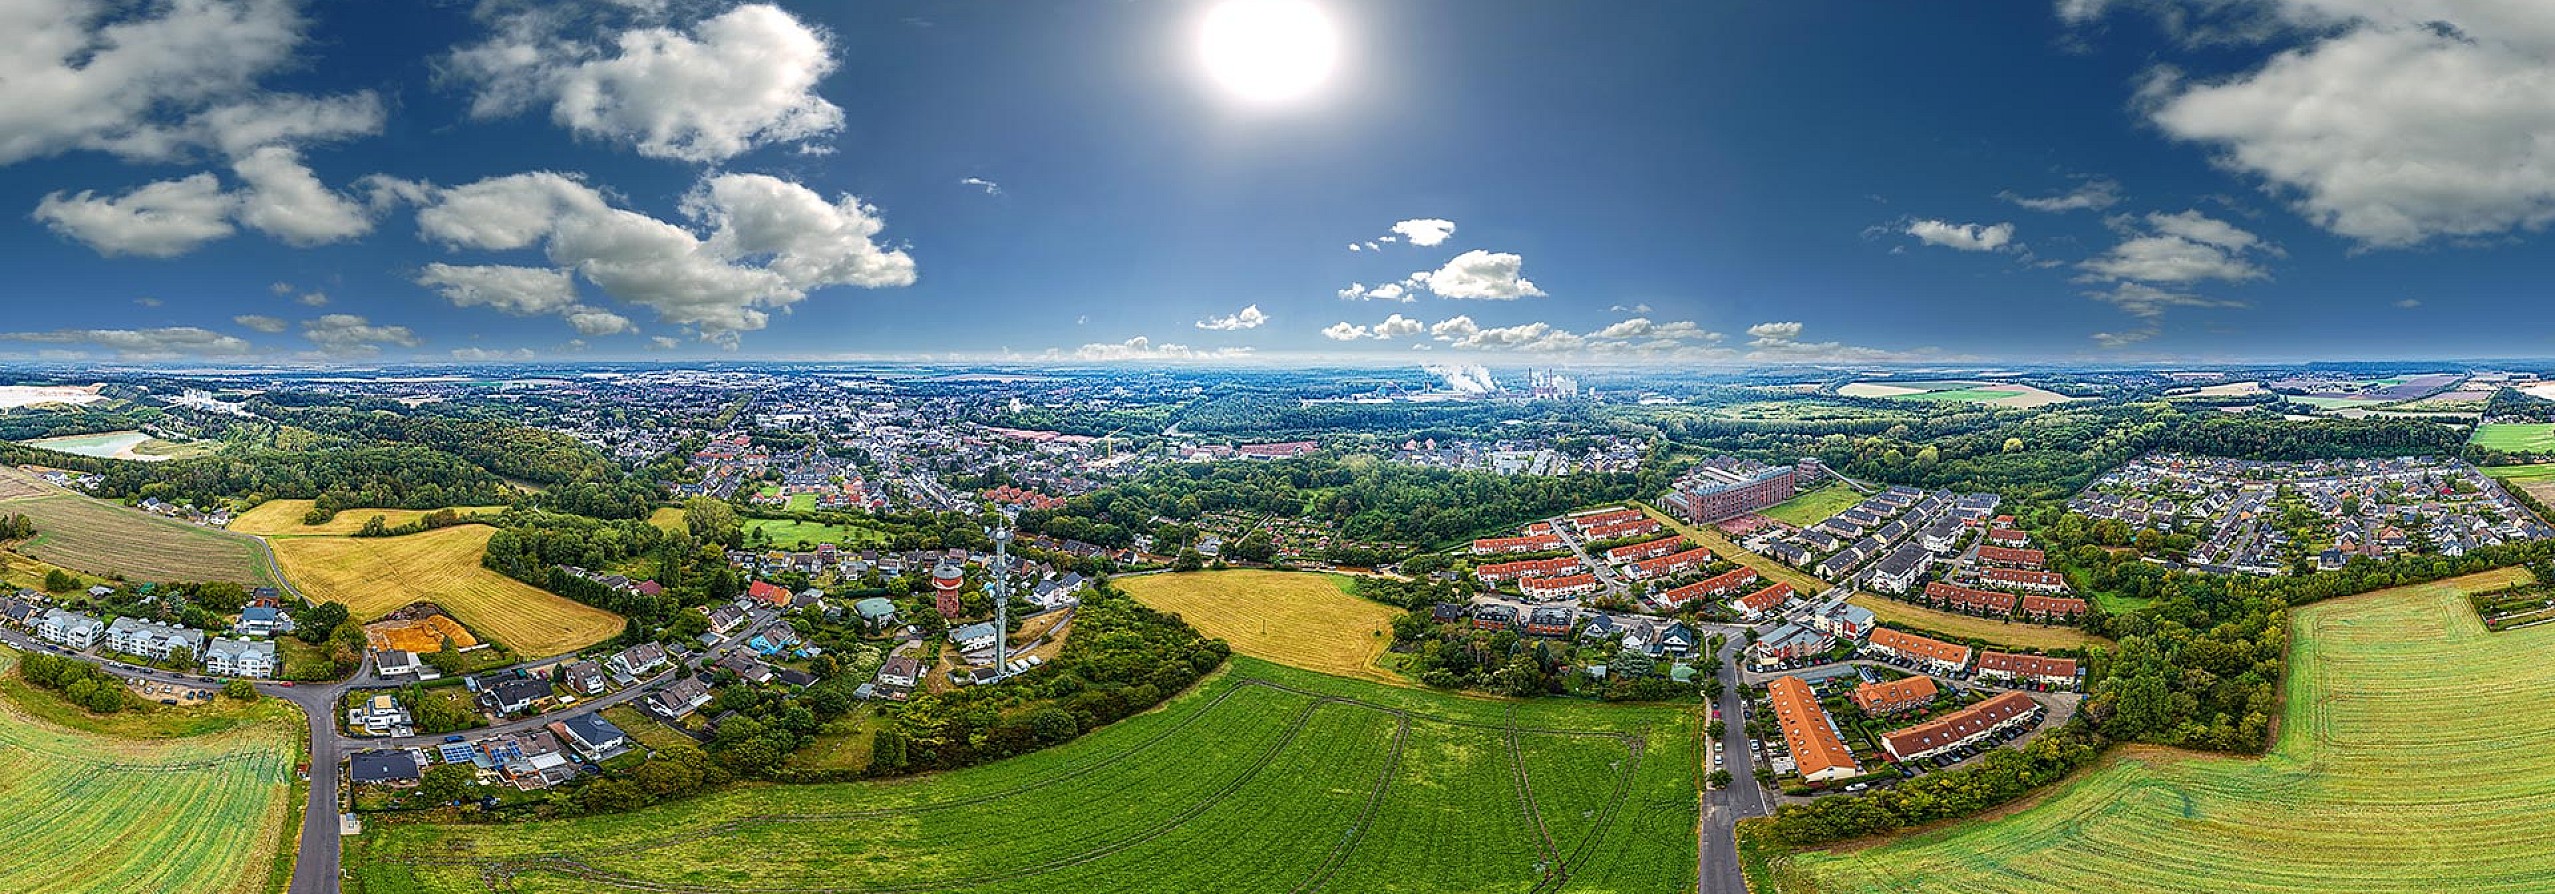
[1846,594,2102,651]
[1117,570,1403,685]
[345,656,1699,894]
[1766,567,2553,894]
[271,524,620,657]
[1760,482,1863,527]
[2483,465,2555,512]
[0,647,299,894]
[2473,423,2555,454]
[743,517,889,549]
[0,468,275,585]
[647,507,688,535]
[1837,380,2076,409]
[228,499,508,536]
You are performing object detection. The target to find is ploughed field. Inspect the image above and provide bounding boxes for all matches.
[0,652,298,894]
[346,657,1700,894]
[1771,568,2555,894]
[270,523,620,657]
[0,467,274,585]
[1118,570,1404,684]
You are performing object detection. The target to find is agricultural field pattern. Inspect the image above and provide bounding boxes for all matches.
[347,658,1700,894]
[0,467,275,586]
[0,652,298,894]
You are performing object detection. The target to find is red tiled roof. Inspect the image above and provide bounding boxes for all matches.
[1978,651,2078,679]
[1976,545,2045,567]
[1851,676,1939,714]
[1882,692,2037,760]
[1984,568,2067,589]
[1925,581,2016,613]
[1869,627,1973,666]
[2020,595,2090,617]
[1769,676,1860,780]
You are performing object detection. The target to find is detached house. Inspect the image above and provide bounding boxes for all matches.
[107,617,205,661]
[203,638,276,678]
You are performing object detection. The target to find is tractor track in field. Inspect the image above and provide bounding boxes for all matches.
[413,674,1652,894]
[1294,715,1410,894]
[1505,706,1564,876]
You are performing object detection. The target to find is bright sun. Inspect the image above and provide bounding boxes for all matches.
[1198,0,1339,103]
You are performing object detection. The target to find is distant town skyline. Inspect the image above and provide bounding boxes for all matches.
[7,1,2555,364]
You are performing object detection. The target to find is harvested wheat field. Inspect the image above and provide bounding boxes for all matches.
[1766,568,2555,894]
[271,524,618,658]
[1118,570,1404,684]
[228,499,506,537]
[0,468,273,585]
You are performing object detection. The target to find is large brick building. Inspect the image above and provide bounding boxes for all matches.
[1660,461,1797,524]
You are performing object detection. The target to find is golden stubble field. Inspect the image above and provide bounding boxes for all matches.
[1117,570,1406,685]
[270,524,619,658]
[1769,567,2555,894]
[227,499,506,537]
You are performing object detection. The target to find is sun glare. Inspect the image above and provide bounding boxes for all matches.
[1197,0,1339,103]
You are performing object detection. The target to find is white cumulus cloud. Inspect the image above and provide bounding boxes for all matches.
[1413,250,1544,300]
[1194,304,1268,331]
[1904,219,2016,251]
[447,3,844,163]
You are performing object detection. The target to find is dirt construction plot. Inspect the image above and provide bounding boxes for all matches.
[364,615,480,653]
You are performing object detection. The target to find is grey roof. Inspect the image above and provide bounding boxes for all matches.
[349,750,420,783]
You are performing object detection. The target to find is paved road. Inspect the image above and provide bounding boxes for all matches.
[1700,634,1771,894]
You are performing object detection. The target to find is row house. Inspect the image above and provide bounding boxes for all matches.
[1471,533,1562,556]
[1925,581,2017,616]
[1880,691,2042,762]
[1769,676,1862,783]
[1982,568,2070,594]
[1627,547,1717,580]
[1866,627,1973,676]
[1605,536,1688,564]
[1519,573,1602,600]
[1568,507,1646,532]
[1582,518,1664,541]
[1986,528,2032,549]
[1976,545,2046,569]
[1731,582,1794,620]
[1477,556,1584,584]
[1850,675,1940,716]
[1975,652,2080,689]
[2019,595,2091,623]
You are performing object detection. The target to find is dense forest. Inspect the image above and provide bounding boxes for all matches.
[92,446,517,511]
[1019,453,1665,550]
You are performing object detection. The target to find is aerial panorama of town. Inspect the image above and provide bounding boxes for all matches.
[16,1,2555,893]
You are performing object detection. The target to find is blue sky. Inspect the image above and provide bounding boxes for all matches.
[5,0,2555,364]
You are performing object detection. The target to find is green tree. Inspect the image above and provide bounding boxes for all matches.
[224,679,258,701]
[417,763,476,804]
[42,569,76,593]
